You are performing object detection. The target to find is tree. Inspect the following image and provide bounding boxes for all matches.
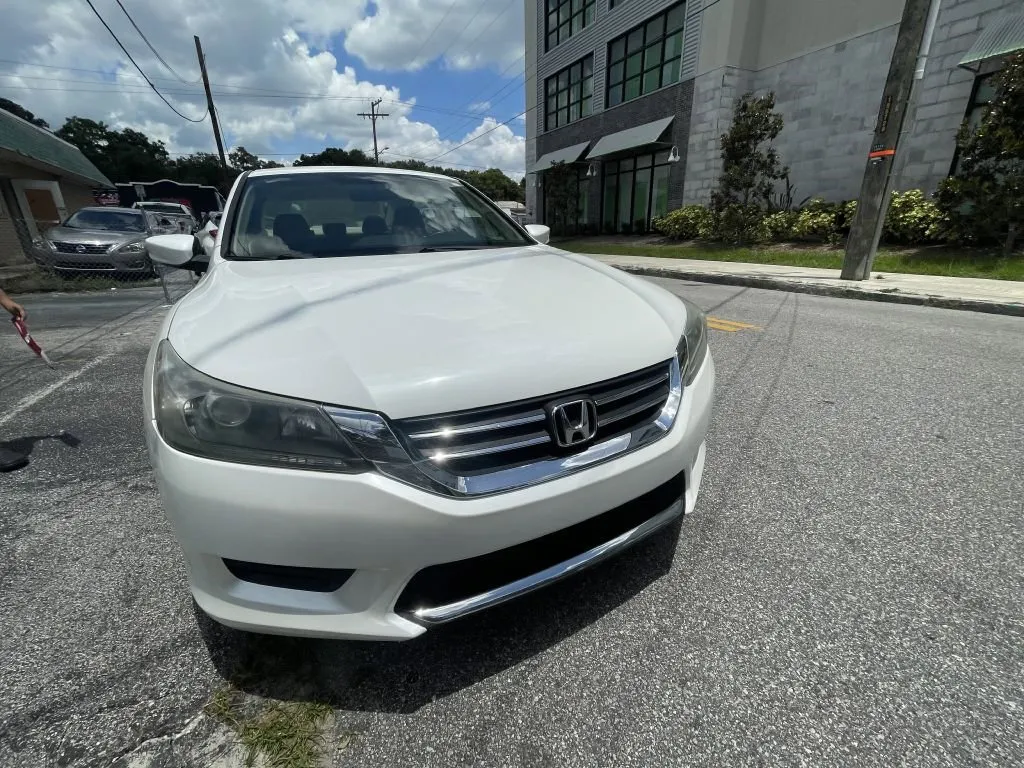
[229,146,283,171]
[55,116,111,167]
[935,53,1024,253]
[173,152,238,191]
[0,98,48,128]
[293,147,374,166]
[55,117,172,182]
[711,92,788,242]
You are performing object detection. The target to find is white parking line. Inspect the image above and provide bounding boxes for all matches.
[0,350,116,428]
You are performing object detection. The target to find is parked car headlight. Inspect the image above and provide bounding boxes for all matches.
[116,241,146,254]
[154,341,369,473]
[676,298,708,386]
[32,237,54,251]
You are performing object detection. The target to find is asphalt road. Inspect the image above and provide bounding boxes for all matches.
[0,280,1021,767]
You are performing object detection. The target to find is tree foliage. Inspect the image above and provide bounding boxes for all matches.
[0,97,49,128]
[3,98,522,201]
[711,92,788,243]
[935,53,1024,253]
[228,146,283,171]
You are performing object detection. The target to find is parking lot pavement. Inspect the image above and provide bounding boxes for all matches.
[1,281,1022,767]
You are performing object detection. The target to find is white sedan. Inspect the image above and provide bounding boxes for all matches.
[144,166,715,641]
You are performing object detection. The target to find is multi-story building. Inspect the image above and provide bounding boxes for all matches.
[524,0,1024,234]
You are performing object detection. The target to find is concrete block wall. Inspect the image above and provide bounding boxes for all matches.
[683,67,752,204]
[756,24,898,201]
[896,0,1022,193]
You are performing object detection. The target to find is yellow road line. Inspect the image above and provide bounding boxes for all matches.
[707,316,760,332]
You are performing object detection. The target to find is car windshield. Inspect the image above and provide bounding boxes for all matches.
[63,209,147,232]
[226,171,532,260]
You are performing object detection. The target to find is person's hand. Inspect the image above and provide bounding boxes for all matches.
[0,294,26,321]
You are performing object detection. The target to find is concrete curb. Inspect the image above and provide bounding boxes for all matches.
[609,264,1024,318]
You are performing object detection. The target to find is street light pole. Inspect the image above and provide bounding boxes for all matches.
[841,0,935,280]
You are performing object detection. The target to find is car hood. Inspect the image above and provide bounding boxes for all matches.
[166,246,686,418]
[45,226,145,246]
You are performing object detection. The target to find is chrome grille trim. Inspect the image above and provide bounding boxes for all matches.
[327,357,681,497]
[51,241,109,254]
[598,390,673,428]
[594,370,669,407]
[408,411,545,441]
[430,434,551,461]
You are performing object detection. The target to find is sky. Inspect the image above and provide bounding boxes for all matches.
[0,0,529,177]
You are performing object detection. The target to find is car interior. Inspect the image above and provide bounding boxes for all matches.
[228,173,526,259]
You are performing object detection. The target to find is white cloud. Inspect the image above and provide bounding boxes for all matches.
[468,101,492,113]
[343,0,525,72]
[0,0,526,174]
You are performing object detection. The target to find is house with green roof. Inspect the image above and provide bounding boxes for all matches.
[0,108,113,266]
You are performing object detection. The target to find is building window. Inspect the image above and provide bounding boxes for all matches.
[601,151,673,234]
[544,166,591,235]
[609,0,627,7]
[606,2,685,108]
[546,0,596,51]
[545,56,594,130]
[951,71,999,175]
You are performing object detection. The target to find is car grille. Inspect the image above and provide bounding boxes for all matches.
[51,241,108,254]
[393,360,673,477]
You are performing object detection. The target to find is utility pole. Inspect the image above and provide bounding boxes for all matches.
[841,0,934,280]
[194,35,228,178]
[358,99,389,164]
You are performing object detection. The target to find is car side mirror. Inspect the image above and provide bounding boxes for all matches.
[525,224,551,244]
[146,234,196,267]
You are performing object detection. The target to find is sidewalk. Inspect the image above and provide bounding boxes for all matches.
[587,254,1024,317]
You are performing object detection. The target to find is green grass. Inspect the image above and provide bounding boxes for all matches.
[556,240,1024,281]
[205,684,337,768]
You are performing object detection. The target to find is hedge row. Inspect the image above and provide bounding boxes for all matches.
[652,190,945,247]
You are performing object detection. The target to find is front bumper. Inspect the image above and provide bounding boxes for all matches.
[145,353,715,641]
[33,248,153,274]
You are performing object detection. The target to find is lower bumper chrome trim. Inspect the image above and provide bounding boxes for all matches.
[401,497,683,625]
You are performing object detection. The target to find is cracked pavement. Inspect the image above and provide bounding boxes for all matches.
[1,280,1021,767]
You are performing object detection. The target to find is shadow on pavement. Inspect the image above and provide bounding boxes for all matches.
[0,431,80,472]
[202,520,681,714]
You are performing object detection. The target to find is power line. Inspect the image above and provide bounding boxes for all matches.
[0,74,498,120]
[114,0,200,84]
[451,0,518,65]
[426,108,527,164]
[81,0,207,123]
[380,149,523,174]
[406,0,462,68]
[432,3,490,65]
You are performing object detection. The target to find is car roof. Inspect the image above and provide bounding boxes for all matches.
[247,165,457,182]
[77,206,142,214]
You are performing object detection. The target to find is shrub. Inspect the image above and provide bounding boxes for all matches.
[788,199,857,246]
[653,205,716,240]
[757,210,798,242]
[935,52,1024,253]
[882,189,943,245]
[714,204,765,244]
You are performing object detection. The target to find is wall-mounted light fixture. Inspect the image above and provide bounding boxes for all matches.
[586,163,598,178]
[668,146,681,163]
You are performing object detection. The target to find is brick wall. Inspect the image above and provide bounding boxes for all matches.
[535,79,695,225]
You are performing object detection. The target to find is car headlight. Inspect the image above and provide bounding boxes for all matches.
[154,341,369,473]
[676,298,708,386]
[116,241,146,254]
[32,237,54,251]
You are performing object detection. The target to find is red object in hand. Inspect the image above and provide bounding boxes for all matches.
[11,316,54,368]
